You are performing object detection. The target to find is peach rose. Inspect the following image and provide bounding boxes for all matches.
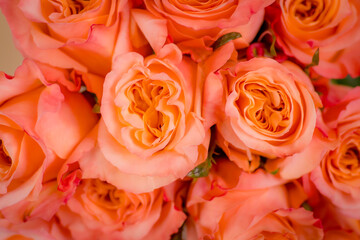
[301,178,360,239]
[186,159,323,239]
[0,218,70,240]
[204,52,322,177]
[56,178,186,240]
[310,87,360,219]
[0,0,131,76]
[268,0,360,78]
[95,44,209,193]
[0,60,98,218]
[132,0,274,60]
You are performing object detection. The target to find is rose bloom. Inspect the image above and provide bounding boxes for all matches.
[94,44,209,193]
[186,158,323,239]
[268,0,360,78]
[309,86,360,219]
[0,218,70,240]
[132,0,274,60]
[0,0,131,76]
[56,178,186,240]
[204,48,322,177]
[0,60,98,220]
[302,176,360,239]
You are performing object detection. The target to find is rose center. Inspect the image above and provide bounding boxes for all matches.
[50,0,92,16]
[86,179,126,210]
[339,143,360,172]
[294,0,320,20]
[328,130,360,180]
[129,81,169,138]
[238,82,290,134]
[0,140,12,177]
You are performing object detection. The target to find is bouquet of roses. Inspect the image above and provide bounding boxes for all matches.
[0,0,360,239]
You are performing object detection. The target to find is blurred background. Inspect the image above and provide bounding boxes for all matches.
[0,11,23,75]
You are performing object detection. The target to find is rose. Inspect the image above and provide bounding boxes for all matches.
[94,44,209,193]
[132,0,274,60]
[309,87,360,219]
[56,178,186,240]
[0,0,130,76]
[204,52,322,176]
[268,0,360,78]
[0,60,98,219]
[301,176,360,239]
[186,158,323,239]
[0,218,70,240]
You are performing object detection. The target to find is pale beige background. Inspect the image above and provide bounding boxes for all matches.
[0,11,24,75]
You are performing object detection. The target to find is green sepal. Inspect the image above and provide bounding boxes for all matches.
[301,201,313,211]
[305,48,320,74]
[92,103,100,114]
[269,32,277,57]
[187,127,217,178]
[270,168,279,175]
[212,32,242,50]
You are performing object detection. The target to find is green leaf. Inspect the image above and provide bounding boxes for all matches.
[270,168,279,175]
[212,32,242,50]
[331,75,360,88]
[302,201,313,211]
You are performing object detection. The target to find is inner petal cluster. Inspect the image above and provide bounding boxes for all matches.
[236,78,291,135]
[328,130,360,182]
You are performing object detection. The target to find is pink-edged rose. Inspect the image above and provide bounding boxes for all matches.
[268,0,360,78]
[0,60,98,221]
[310,87,360,218]
[0,0,131,76]
[132,0,274,60]
[96,44,210,193]
[56,178,186,240]
[204,49,322,177]
[0,218,70,240]
[186,158,323,239]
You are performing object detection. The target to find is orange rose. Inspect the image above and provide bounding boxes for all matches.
[310,87,360,218]
[204,52,322,177]
[95,44,209,192]
[0,60,98,220]
[186,159,323,239]
[0,218,70,240]
[269,0,360,78]
[132,0,274,60]
[56,178,186,240]
[301,179,360,239]
[0,0,130,76]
